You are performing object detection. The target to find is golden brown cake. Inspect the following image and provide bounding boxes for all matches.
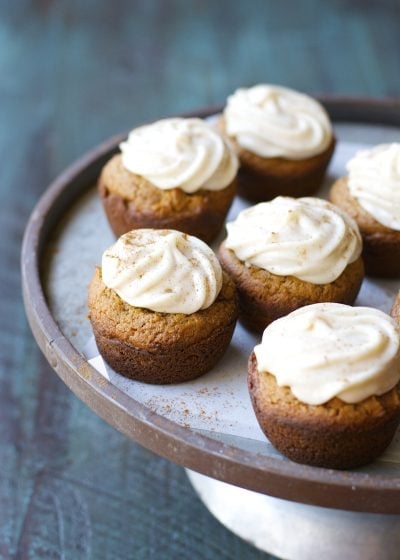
[219,117,335,202]
[218,197,364,333]
[88,229,238,384]
[330,175,400,278]
[220,84,335,202]
[219,242,364,333]
[248,304,400,469]
[391,292,400,325]
[98,118,238,244]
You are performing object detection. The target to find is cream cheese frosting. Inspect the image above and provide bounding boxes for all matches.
[224,84,333,160]
[101,229,222,314]
[347,143,400,230]
[254,303,400,405]
[119,118,238,193]
[224,197,362,284]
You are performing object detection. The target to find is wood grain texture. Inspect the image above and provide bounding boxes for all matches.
[2,0,400,558]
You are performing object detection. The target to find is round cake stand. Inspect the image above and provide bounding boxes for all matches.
[22,99,400,560]
[186,470,400,560]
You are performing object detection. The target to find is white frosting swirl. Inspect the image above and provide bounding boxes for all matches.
[224,197,362,284]
[254,303,400,405]
[102,229,222,314]
[119,118,238,193]
[224,84,333,160]
[347,143,400,230]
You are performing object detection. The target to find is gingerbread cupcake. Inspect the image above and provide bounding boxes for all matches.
[218,197,364,333]
[88,229,238,384]
[330,143,400,277]
[98,118,238,244]
[248,303,400,469]
[220,84,335,201]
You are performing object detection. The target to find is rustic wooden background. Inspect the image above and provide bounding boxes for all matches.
[2,0,400,558]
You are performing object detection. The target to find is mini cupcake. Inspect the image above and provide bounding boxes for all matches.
[330,143,400,277]
[248,303,400,469]
[98,118,238,244]
[218,197,364,333]
[88,229,238,384]
[392,291,400,325]
[219,84,335,201]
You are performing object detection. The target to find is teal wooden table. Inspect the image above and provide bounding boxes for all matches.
[3,1,400,558]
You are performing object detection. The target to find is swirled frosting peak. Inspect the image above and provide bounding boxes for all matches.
[224,84,333,159]
[347,143,400,230]
[254,303,400,405]
[224,197,362,284]
[119,118,238,193]
[101,229,222,314]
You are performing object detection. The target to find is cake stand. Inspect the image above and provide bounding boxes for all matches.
[22,99,400,560]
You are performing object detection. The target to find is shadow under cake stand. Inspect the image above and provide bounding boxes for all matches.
[22,99,400,560]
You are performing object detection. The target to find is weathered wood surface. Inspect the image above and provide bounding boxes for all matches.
[2,0,400,558]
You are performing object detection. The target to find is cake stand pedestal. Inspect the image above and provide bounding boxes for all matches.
[187,470,400,560]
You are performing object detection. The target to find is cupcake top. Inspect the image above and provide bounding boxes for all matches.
[119,118,238,193]
[223,84,333,160]
[102,229,223,314]
[347,143,400,231]
[224,197,362,284]
[254,303,400,405]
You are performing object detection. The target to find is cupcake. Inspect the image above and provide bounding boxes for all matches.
[98,118,238,244]
[392,292,400,325]
[329,143,400,277]
[218,197,364,333]
[248,303,400,469]
[219,84,335,201]
[88,229,238,384]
